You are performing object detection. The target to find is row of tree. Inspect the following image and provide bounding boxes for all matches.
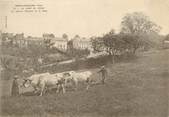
[91,12,162,63]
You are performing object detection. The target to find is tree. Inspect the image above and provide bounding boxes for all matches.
[90,36,104,52]
[121,12,161,34]
[102,31,125,63]
[119,34,140,54]
[91,29,127,63]
[44,39,55,49]
[74,35,80,38]
[109,29,115,35]
[62,33,68,39]
[120,12,161,53]
[43,33,55,38]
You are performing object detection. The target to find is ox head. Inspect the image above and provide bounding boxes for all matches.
[64,71,75,79]
[23,79,32,88]
[67,71,75,76]
[63,72,71,77]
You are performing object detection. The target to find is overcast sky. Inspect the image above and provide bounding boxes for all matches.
[0,0,169,38]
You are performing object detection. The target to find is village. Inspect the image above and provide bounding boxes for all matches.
[1,32,96,75]
[1,32,92,51]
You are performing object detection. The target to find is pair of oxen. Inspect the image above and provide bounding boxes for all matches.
[22,71,93,96]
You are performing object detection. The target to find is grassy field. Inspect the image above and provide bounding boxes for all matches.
[0,49,169,117]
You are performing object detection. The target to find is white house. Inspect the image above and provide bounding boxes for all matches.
[52,37,68,50]
[71,37,91,50]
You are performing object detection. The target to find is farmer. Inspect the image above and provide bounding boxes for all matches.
[11,75,20,96]
[98,66,108,84]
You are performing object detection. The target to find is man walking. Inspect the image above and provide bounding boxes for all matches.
[11,75,20,96]
[98,66,107,84]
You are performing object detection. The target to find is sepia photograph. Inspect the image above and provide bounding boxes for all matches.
[0,0,169,117]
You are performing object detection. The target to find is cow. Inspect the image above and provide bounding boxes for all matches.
[38,74,66,96]
[54,71,74,82]
[23,73,66,96]
[68,71,93,90]
[23,73,50,93]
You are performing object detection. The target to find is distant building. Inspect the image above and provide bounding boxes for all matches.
[163,40,169,49]
[71,36,91,50]
[1,33,14,42]
[13,33,25,47]
[42,34,69,50]
[2,32,93,53]
[67,40,73,50]
[51,37,68,50]
[1,33,25,47]
[12,35,43,48]
[26,36,43,46]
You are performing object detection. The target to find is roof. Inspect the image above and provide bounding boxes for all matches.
[51,37,68,43]
[26,37,43,41]
[71,37,91,42]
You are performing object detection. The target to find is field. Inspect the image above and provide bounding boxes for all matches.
[0,49,169,117]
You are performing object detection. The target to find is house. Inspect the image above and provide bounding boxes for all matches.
[1,33,26,47]
[71,36,91,50]
[26,36,43,46]
[42,33,68,50]
[1,33,14,43]
[51,37,68,50]
[13,33,26,47]
[163,39,169,49]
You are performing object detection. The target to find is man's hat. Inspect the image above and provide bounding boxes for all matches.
[101,65,105,68]
[14,75,19,79]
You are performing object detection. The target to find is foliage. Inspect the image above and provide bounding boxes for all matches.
[120,12,162,52]
[90,36,104,52]
[102,31,125,55]
[43,38,55,50]
[119,34,142,53]
[120,12,162,51]
[68,48,90,58]
[74,34,80,38]
[42,33,55,38]
[62,33,68,39]
[121,12,161,34]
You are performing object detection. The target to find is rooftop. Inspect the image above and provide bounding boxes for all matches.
[51,37,68,42]
[26,37,43,41]
[72,37,91,42]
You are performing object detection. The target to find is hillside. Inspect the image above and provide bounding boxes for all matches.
[0,49,169,117]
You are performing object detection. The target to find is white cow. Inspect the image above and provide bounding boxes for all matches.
[68,71,93,90]
[23,73,50,93]
[38,74,66,96]
[53,71,75,86]
[23,73,66,96]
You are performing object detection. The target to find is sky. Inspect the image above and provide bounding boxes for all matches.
[0,0,169,38]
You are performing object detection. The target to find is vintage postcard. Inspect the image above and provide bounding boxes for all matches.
[0,0,169,117]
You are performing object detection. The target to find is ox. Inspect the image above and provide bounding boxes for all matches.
[54,71,75,84]
[23,73,66,96]
[68,71,93,90]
